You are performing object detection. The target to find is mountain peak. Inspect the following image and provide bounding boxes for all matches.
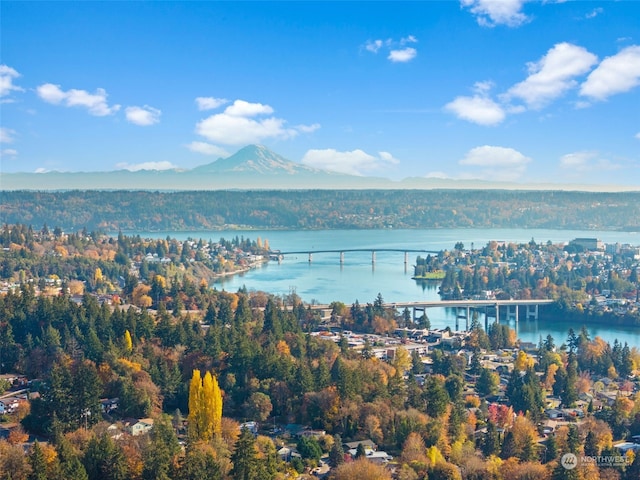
[193,144,319,175]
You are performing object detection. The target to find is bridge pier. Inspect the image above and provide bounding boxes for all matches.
[372,251,376,265]
[413,306,426,322]
[506,304,519,323]
[404,252,409,265]
[526,304,539,320]
[340,252,344,264]
[308,253,313,263]
[455,306,471,331]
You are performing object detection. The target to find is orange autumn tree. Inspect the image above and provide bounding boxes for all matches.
[188,369,223,442]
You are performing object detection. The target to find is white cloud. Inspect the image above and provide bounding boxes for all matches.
[35,168,49,173]
[445,95,506,125]
[559,151,620,172]
[388,48,417,63]
[505,43,598,108]
[1,148,18,157]
[0,65,24,98]
[301,148,399,176]
[459,145,531,181]
[378,151,400,164]
[196,99,315,145]
[0,127,16,143]
[115,161,177,171]
[195,96,228,111]
[580,45,640,100]
[461,0,529,28]
[36,83,121,116]
[125,105,161,126]
[635,132,640,140]
[295,123,321,133]
[585,7,603,19]
[224,99,274,117]
[364,36,418,62]
[185,141,230,157]
[365,39,383,53]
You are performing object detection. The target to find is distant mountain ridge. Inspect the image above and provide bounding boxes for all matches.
[1,144,637,192]
[192,145,324,175]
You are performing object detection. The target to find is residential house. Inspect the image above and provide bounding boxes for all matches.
[0,397,20,415]
[125,418,154,436]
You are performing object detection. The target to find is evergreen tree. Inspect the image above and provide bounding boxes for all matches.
[329,435,345,468]
[424,376,449,417]
[562,353,578,407]
[567,425,581,454]
[231,427,259,480]
[500,431,517,459]
[176,444,221,480]
[519,434,537,462]
[28,441,48,480]
[476,368,499,397]
[73,360,102,430]
[584,430,599,457]
[83,433,129,480]
[545,435,558,463]
[142,416,180,480]
[482,421,500,457]
[55,432,88,480]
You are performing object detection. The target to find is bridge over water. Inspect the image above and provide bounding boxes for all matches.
[270,248,440,265]
[308,298,555,332]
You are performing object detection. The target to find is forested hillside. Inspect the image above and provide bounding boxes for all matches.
[2,189,639,232]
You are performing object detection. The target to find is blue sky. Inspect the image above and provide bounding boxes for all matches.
[1,1,639,187]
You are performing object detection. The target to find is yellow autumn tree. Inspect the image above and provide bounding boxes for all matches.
[188,369,223,442]
[123,330,133,354]
[514,350,534,371]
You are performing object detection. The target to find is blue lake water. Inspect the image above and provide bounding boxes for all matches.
[143,228,640,347]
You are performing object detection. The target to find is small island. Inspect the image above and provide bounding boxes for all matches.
[412,269,446,280]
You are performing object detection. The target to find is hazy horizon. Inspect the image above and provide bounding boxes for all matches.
[1,1,639,188]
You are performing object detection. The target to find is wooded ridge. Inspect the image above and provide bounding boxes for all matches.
[1,189,639,232]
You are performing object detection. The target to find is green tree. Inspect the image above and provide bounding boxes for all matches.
[424,375,449,417]
[245,392,272,422]
[28,441,48,480]
[231,427,259,480]
[561,354,578,407]
[584,430,599,457]
[545,435,558,463]
[297,436,323,463]
[175,444,221,480]
[142,416,181,480]
[73,360,102,430]
[355,443,366,459]
[482,421,500,457]
[55,434,89,480]
[83,433,129,480]
[476,368,499,397]
[329,434,345,468]
[500,431,517,460]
